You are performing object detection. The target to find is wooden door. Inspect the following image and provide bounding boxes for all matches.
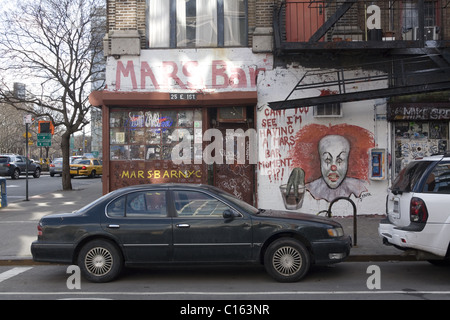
[214,123,255,205]
[286,0,325,42]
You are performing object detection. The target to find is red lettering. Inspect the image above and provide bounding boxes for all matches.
[116,61,137,90]
[249,67,265,88]
[212,60,229,89]
[182,61,204,89]
[229,67,247,88]
[162,61,187,89]
[140,62,160,89]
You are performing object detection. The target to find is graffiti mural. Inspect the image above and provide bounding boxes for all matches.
[285,124,375,206]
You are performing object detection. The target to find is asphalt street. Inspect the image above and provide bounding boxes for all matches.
[0,261,449,300]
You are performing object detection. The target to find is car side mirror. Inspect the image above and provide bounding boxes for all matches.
[223,209,239,220]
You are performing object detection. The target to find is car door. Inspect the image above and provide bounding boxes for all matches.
[171,189,253,262]
[101,189,172,263]
[15,156,27,173]
[93,159,102,175]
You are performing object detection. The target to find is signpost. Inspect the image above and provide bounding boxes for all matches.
[23,114,32,201]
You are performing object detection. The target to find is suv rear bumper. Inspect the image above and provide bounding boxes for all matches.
[379,219,448,257]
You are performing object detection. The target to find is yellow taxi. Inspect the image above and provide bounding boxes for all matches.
[70,158,102,178]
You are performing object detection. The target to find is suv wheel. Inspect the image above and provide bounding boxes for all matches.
[11,169,20,180]
[33,168,41,178]
[77,239,123,283]
[264,238,310,282]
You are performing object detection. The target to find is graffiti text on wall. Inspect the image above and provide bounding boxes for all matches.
[115,60,265,91]
[258,107,309,183]
[120,170,202,180]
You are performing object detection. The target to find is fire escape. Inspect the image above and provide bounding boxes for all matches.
[269,0,450,110]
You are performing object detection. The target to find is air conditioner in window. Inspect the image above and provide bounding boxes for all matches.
[413,26,438,41]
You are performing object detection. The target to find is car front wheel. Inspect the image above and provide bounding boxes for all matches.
[264,238,310,282]
[77,239,123,283]
[33,168,41,178]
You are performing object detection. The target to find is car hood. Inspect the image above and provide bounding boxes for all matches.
[257,209,341,227]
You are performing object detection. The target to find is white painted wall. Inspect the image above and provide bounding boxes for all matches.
[256,66,391,216]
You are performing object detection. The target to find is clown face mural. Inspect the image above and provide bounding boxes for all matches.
[285,124,375,207]
[318,135,350,189]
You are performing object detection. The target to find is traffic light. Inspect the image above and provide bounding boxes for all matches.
[38,121,54,135]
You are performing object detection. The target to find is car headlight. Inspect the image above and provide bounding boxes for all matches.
[327,227,344,237]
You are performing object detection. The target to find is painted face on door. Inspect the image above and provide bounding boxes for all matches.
[318,135,350,189]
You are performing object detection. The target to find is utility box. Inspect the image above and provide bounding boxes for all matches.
[0,178,6,208]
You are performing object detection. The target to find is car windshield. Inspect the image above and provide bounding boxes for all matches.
[392,161,433,193]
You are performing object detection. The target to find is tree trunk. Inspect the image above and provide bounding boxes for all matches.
[61,132,72,190]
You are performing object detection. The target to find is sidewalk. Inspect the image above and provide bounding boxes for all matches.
[0,180,103,261]
[0,180,407,263]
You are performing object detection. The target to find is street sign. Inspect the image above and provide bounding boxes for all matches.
[37,133,52,140]
[23,114,32,125]
[37,141,52,147]
[37,133,52,147]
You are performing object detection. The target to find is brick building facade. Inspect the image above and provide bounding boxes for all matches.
[91,0,450,216]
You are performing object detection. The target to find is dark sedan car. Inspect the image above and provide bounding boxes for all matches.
[31,184,351,283]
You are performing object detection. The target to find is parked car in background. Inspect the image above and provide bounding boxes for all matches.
[0,155,41,179]
[70,158,102,178]
[49,158,63,177]
[379,153,450,263]
[31,183,351,283]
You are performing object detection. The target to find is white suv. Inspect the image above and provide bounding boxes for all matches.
[379,154,450,262]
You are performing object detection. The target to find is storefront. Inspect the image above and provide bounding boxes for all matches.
[89,48,271,205]
[388,102,450,175]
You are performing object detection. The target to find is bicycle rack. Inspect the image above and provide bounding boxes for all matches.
[318,196,357,247]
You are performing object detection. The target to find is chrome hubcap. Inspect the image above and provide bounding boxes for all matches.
[85,247,113,276]
[272,246,302,276]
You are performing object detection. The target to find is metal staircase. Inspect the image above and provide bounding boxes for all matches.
[269,49,450,110]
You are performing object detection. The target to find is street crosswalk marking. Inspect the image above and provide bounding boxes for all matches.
[0,267,33,283]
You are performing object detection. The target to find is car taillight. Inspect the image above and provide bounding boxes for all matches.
[81,166,87,170]
[49,164,55,167]
[37,224,43,237]
[410,197,428,223]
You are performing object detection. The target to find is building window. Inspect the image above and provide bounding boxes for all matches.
[313,103,342,117]
[110,108,202,161]
[147,0,247,48]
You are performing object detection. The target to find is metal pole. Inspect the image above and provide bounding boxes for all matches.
[25,123,29,201]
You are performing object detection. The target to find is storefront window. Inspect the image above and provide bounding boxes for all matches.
[394,121,449,175]
[110,108,202,161]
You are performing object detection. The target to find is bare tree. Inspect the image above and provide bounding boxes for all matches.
[0,0,105,190]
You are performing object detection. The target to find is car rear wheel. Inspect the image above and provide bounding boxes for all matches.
[264,238,310,282]
[77,239,123,283]
[11,169,19,180]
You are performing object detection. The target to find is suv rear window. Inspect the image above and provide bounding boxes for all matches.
[0,157,9,163]
[423,162,450,194]
[392,161,432,194]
